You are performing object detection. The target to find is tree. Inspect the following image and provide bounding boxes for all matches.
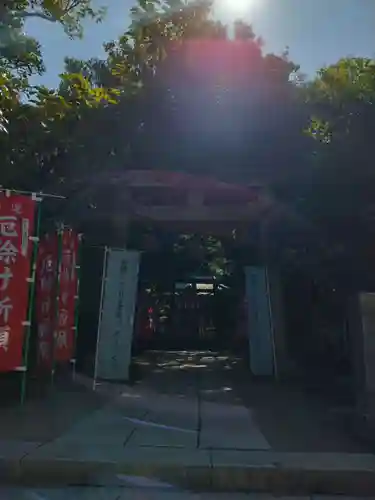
[0,0,106,38]
[0,0,316,279]
[97,0,300,181]
[0,0,120,192]
[43,0,310,258]
[279,57,375,287]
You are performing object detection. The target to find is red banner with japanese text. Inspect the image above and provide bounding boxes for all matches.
[54,229,79,363]
[35,233,58,368]
[0,194,36,372]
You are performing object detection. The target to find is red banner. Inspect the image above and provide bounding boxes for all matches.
[0,194,36,372]
[35,233,58,368]
[54,229,79,363]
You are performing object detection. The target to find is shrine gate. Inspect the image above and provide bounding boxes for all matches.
[75,170,290,384]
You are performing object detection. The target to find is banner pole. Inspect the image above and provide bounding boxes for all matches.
[20,194,42,405]
[0,188,65,200]
[51,228,62,387]
[265,266,279,381]
[71,233,83,381]
[93,246,108,390]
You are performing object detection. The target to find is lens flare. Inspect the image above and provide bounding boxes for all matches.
[215,0,259,17]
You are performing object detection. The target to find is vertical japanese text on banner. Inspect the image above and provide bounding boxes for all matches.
[0,196,35,372]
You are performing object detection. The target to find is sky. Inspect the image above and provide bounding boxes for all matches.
[24,0,375,88]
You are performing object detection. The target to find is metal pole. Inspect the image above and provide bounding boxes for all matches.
[265,266,278,381]
[93,246,108,390]
[20,194,42,405]
[0,188,66,200]
[260,216,279,381]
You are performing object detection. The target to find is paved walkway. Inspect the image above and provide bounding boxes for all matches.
[128,350,271,450]
[1,350,375,495]
[0,379,104,442]
[18,352,269,460]
[130,350,369,453]
[0,350,366,452]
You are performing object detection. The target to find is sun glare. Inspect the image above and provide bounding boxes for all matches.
[216,0,258,16]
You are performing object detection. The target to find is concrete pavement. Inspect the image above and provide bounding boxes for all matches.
[6,439,375,495]
[0,379,104,442]
[1,351,375,495]
[0,487,368,500]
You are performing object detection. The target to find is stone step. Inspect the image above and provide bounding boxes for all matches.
[3,444,375,496]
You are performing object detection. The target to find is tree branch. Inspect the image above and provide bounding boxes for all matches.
[17,11,57,22]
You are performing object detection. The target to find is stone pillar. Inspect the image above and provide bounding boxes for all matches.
[187,188,204,206]
[111,216,129,248]
[348,292,375,417]
[109,184,131,248]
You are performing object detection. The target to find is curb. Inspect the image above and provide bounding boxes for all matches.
[210,464,375,496]
[2,452,375,495]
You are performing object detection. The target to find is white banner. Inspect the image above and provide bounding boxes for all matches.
[245,266,275,377]
[95,249,140,381]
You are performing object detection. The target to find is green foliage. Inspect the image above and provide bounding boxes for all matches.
[1,0,106,38]
[284,55,375,279]
[304,57,375,145]
[173,234,230,278]
[0,0,117,189]
[2,0,375,281]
